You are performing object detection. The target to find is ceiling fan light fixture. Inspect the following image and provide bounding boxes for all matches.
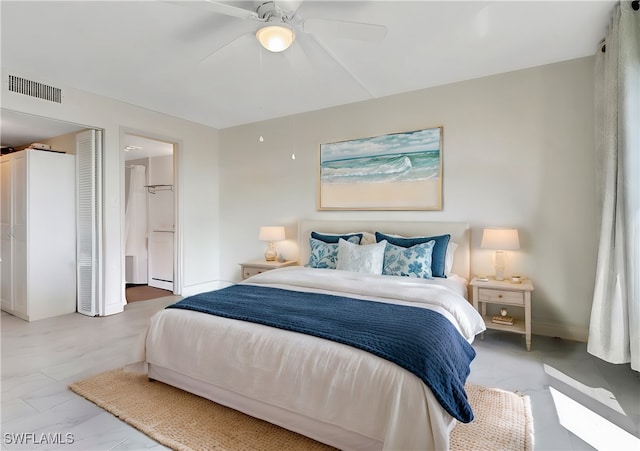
[256,24,295,52]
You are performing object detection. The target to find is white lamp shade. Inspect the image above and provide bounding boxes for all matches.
[256,25,295,52]
[481,228,520,250]
[259,226,286,242]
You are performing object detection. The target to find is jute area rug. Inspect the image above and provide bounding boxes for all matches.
[69,369,534,451]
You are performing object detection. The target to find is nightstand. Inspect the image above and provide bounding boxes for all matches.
[470,277,534,351]
[239,260,297,280]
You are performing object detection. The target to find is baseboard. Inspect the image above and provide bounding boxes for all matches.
[532,320,588,342]
[181,280,233,297]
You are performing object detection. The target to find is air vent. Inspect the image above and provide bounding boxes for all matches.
[8,75,62,103]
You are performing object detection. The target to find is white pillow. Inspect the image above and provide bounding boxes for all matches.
[445,241,459,275]
[336,238,386,274]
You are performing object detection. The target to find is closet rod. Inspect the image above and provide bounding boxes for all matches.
[144,184,174,194]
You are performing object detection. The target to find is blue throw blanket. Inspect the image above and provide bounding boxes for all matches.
[167,284,476,423]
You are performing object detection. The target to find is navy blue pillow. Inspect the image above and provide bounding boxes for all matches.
[311,231,363,244]
[375,232,450,278]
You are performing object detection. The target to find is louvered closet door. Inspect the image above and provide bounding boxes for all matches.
[76,129,103,316]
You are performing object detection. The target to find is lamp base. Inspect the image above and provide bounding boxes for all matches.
[264,242,277,261]
[494,250,506,281]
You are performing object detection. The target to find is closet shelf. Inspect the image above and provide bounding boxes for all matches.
[144,184,173,194]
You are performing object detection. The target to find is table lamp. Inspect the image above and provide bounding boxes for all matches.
[259,226,285,261]
[481,228,520,281]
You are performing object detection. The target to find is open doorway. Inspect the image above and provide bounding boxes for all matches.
[123,133,176,303]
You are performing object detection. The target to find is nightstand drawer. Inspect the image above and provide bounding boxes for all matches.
[240,260,297,280]
[478,288,524,305]
[243,267,265,279]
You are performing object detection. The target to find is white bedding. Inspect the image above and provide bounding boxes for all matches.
[242,267,480,340]
[143,267,485,450]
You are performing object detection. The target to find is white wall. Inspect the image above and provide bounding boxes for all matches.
[2,57,597,338]
[1,67,221,312]
[16,129,83,154]
[148,155,174,232]
[219,57,597,341]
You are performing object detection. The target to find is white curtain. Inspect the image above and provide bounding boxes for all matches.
[588,1,640,371]
[125,165,148,284]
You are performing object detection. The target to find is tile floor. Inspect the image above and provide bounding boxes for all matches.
[1,297,639,450]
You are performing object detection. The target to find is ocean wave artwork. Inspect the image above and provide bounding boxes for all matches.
[320,128,441,184]
[319,126,442,210]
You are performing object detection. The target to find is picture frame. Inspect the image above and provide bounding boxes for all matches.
[318,126,443,210]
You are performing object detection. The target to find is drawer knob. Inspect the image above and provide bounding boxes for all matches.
[498,294,503,299]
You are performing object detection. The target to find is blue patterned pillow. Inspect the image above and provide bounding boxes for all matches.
[306,236,360,269]
[382,240,435,279]
[375,232,450,278]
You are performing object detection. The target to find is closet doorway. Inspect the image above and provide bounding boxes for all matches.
[123,133,176,303]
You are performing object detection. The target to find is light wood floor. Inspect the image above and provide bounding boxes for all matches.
[1,296,179,450]
[125,285,173,303]
[1,296,639,450]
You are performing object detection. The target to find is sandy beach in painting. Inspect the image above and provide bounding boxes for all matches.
[320,178,441,210]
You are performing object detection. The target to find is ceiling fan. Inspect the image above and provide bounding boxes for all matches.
[176,0,387,56]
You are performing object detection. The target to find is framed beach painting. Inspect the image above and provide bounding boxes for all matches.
[318,126,443,210]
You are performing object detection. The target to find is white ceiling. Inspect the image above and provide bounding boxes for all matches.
[0,110,88,148]
[124,134,175,161]
[1,1,615,131]
[0,110,173,159]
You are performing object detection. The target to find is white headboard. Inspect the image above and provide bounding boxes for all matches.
[298,220,470,280]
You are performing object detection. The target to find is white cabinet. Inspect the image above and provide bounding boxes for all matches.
[0,150,76,321]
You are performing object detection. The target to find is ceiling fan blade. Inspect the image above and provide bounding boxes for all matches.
[302,18,387,42]
[308,33,375,98]
[199,31,256,63]
[276,0,303,14]
[171,0,259,20]
[282,31,314,77]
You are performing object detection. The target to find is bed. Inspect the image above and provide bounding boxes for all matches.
[142,220,485,450]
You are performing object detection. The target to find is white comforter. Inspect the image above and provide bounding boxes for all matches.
[143,267,485,450]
